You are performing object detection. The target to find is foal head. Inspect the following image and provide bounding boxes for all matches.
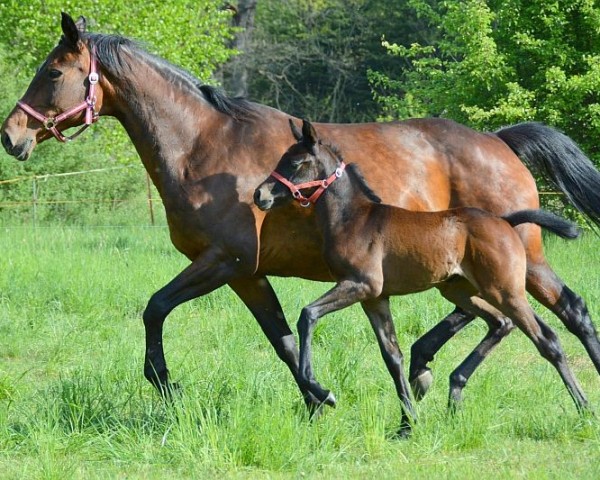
[254,119,381,211]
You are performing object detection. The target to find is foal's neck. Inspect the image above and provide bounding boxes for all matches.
[313,163,373,234]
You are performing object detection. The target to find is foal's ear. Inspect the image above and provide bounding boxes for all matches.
[75,16,88,33]
[289,119,303,142]
[61,12,84,50]
[301,119,319,154]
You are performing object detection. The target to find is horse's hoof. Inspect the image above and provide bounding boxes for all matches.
[323,390,336,408]
[410,369,433,401]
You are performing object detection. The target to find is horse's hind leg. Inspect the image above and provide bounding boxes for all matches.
[409,306,475,400]
[500,298,589,412]
[526,257,600,376]
[229,276,324,412]
[361,297,416,436]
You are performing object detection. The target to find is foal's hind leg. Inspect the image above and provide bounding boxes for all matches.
[409,306,475,400]
[361,297,416,436]
[436,282,516,408]
[499,298,589,412]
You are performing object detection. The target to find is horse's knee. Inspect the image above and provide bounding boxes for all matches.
[143,292,172,327]
[297,307,319,334]
[274,334,299,363]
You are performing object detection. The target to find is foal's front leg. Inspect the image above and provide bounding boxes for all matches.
[298,279,372,409]
[361,297,416,436]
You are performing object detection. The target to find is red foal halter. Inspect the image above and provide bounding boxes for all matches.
[270,162,346,207]
[16,46,99,143]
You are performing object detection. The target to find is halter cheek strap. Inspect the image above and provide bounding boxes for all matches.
[16,46,99,143]
[270,162,346,207]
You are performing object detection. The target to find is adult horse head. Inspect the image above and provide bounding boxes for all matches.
[1,15,101,158]
[4,13,600,413]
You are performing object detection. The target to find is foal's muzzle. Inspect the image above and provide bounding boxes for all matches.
[253,187,274,211]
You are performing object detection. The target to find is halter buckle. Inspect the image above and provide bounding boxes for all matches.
[89,72,99,85]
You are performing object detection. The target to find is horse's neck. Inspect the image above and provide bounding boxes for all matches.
[106,57,223,194]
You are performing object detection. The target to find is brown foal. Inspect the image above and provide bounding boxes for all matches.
[254,120,588,434]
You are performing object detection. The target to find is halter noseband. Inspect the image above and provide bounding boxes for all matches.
[270,162,346,207]
[16,46,99,143]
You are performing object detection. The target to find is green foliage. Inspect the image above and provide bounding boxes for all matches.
[0,0,235,79]
[0,1,236,223]
[370,0,600,161]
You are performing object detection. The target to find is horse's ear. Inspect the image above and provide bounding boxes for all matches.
[289,119,302,142]
[74,16,88,33]
[61,12,84,50]
[301,119,319,154]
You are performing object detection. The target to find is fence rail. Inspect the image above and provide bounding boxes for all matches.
[0,164,158,226]
[0,164,565,227]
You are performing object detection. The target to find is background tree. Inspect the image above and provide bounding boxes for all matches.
[370,0,600,161]
[221,0,434,123]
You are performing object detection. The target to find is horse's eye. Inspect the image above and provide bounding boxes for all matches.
[48,69,63,79]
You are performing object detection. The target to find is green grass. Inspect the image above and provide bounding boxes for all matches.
[1,226,600,479]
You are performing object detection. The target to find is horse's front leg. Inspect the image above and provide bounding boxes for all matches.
[228,276,324,412]
[298,279,372,410]
[143,246,243,397]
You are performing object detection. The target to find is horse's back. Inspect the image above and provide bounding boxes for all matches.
[315,118,539,215]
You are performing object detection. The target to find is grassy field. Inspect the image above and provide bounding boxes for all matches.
[1,225,600,479]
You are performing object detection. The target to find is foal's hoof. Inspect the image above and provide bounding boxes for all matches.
[410,369,433,401]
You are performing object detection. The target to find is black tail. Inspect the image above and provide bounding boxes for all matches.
[503,209,580,239]
[495,122,600,230]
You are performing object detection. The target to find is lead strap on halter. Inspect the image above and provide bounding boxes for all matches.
[270,162,346,207]
[16,45,99,143]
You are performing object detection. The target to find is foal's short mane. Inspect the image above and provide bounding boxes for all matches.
[69,32,256,121]
[325,144,382,204]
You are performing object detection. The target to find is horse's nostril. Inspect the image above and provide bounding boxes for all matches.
[253,188,262,206]
[1,131,13,152]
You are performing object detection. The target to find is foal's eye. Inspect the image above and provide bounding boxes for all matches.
[48,69,63,79]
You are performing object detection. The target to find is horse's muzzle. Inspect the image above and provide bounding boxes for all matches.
[1,131,32,161]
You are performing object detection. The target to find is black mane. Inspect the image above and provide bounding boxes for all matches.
[77,32,255,121]
[325,144,382,204]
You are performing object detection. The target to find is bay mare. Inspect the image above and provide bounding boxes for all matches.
[254,119,586,433]
[2,13,600,411]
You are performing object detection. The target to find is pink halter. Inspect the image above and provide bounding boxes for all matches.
[270,162,346,207]
[16,46,99,143]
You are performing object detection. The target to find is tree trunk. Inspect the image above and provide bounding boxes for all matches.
[224,0,258,98]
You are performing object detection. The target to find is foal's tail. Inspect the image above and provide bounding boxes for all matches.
[495,122,600,231]
[502,209,580,239]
